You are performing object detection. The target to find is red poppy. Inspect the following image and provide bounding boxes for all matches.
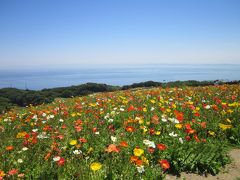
[25,133,30,139]
[149,128,155,135]
[194,112,200,117]
[128,105,135,112]
[108,125,115,131]
[75,125,82,132]
[79,138,87,143]
[31,137,38,144]
[194,134,200,142]
[185,136,191,141]
[63,111,68,116]
[232,95,236,100]
[148,147,155,153]
[75,119,83,125]
[43,125,52,131]
[61,124,67,129]
[189,105,195,110]
[157,144,167,151]
[185,124,192,130]
[57,157,65,166]
[57,135,64,140]
[222,103,227,109]
[160,107,166,112]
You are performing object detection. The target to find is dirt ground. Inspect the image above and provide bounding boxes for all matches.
[165,149,240,180]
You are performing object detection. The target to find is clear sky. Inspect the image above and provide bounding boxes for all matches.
[0,0,240,69]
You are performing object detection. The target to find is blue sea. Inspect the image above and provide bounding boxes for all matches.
[0,64,239,90]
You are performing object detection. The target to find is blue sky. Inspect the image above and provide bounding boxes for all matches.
[0,0,240,69]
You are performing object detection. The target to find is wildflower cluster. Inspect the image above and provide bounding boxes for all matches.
[0,84,239,179]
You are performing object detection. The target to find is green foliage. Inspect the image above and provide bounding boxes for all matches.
[122,80,240,90]
[0,83,120,113]
[0,97,12,113]
[168,142,230,175]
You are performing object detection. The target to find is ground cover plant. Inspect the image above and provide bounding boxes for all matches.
[0,84,239,179]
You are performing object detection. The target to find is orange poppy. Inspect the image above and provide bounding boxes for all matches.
[200,122,207,128]
[159,159,170,170]
[135,159,143,166]
[125,126,135,132]
[105,144,120,153]
[130,156,138,163]
[175,111,184,122]
[185,129,196,134]
[120,141,128,147]
[6,146,14,151]
[151,115,159,124]
[44,152,51,160]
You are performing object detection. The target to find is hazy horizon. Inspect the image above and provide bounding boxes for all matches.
[1,64,239,90]
[1,63,240,71]
[1,0,240,68]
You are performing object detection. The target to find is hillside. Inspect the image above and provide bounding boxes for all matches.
[0,84,240,179]
[1,80,239,113]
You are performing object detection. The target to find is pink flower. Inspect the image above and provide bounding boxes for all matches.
[18,173,25,178]
[8,169,18,175]
[57,135,64,140]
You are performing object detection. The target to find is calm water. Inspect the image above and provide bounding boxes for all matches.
[0,64,239,90]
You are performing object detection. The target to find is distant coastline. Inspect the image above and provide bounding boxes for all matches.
[0,64,240,90]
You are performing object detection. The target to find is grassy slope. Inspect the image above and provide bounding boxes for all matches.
[0,84,239,179]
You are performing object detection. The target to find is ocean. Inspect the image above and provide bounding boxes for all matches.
[0,64,239,90]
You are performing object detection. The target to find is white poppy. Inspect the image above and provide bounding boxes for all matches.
[169,132,178,137]
[53,156,60,161]
[111,136,117,142]
[137,166,145,173]
[73,150,82,155]
[17,159,23,163]
[179,138,184,144]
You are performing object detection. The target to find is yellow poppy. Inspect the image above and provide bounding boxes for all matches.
[175,124,183,129]
[69,140,77,145]
[219,123,232,130]
[134,148,144,157]
[90,162,102,171]
[208,131,215,136]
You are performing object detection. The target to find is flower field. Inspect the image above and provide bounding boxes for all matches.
[0,84,239,179]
